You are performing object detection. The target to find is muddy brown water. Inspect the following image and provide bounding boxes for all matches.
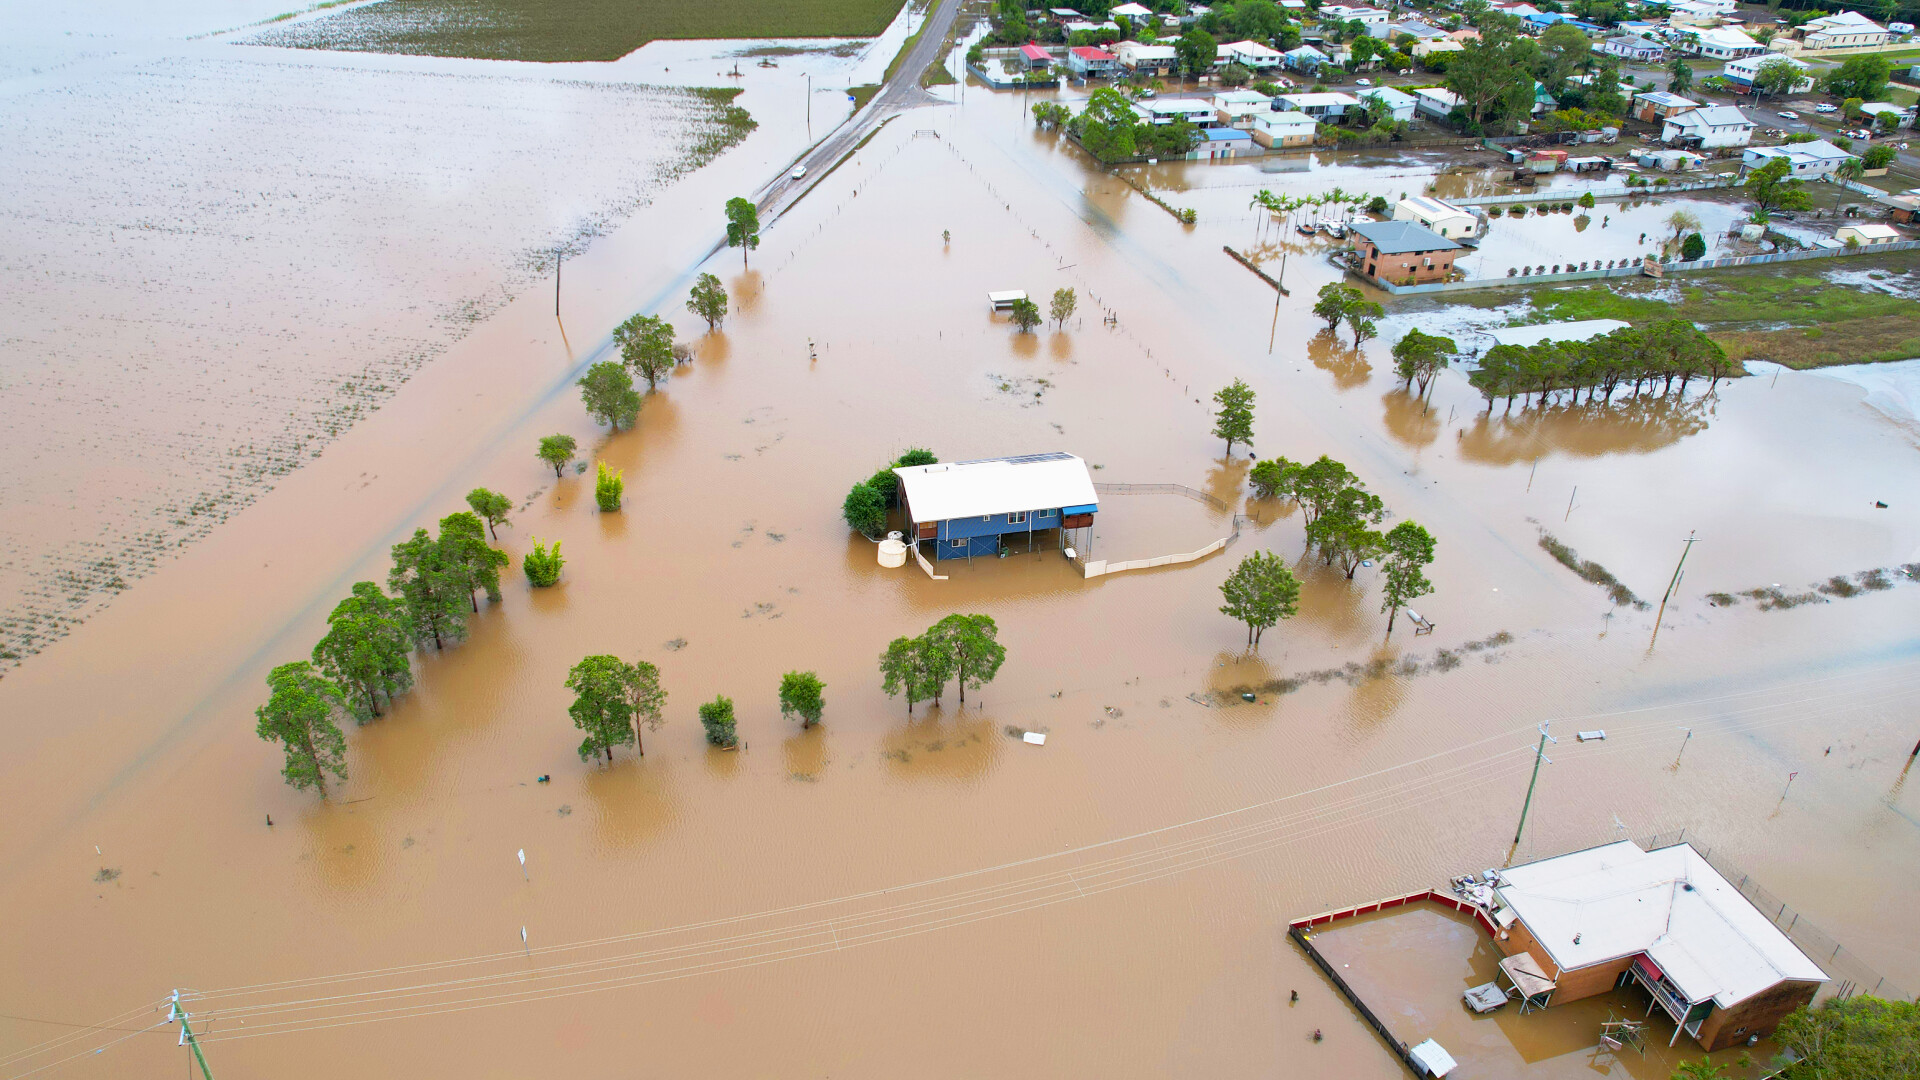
[3,75,1919,1079]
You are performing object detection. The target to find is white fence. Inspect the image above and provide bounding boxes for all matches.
[1454,177,1736,207]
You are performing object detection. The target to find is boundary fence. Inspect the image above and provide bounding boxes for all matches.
[1081,483,1242,579]
[1365,236,1920,295]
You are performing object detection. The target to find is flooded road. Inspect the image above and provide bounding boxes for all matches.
[3,54,1920,1080]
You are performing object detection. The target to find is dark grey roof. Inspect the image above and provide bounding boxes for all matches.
[1350,219,1461,254]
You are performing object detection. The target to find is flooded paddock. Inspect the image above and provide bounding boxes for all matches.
[2,32,1918,1080]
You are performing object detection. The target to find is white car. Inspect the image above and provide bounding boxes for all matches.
[1815,103,1838,113]
[1355,78,1372,86]
[1777,109,1798,119]
[790,165,806,180]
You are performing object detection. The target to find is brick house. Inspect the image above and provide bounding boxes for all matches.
[1349,220,1460,286]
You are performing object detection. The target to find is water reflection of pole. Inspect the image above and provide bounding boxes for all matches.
[1512,722,1556,847]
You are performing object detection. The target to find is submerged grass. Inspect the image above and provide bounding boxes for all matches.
[253,0,910,62]
[1218,632,1515,703]
[1482,253,1920,368]
[1537,531,1648,610]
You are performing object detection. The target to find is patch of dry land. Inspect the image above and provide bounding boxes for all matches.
[0,51,751,671]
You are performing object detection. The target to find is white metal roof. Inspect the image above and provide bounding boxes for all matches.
[1409,1039,1457,1077]
[1494,842,1827,1008]
[1484,319,1630,348]
[895,453,1098,522]
[1397,195,1473,222]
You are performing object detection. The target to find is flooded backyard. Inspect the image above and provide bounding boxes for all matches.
[2,18,1919,1080]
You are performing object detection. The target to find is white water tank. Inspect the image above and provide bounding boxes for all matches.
[878,531,907,568]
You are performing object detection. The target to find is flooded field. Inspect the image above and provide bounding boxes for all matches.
[2,36,1919,1080]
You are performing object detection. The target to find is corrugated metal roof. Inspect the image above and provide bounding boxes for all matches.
[1350,219,1459,254]
[895,454,1098,523]
[1494,842,1827,1008]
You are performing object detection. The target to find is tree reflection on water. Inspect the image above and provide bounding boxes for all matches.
[1454,394,1715,463]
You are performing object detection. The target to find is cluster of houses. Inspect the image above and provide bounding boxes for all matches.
[1592,5,1910,67]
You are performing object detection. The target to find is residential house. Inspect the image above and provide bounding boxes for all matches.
[1279,0,1306,9]
[1722,53,1813,92]
[1412,39,1464,59]
[1393,195,1478,239]
[1114,39,1178,74]
[1220,39,1285,70]
[1277,91,1362,120]
[1214,89,1276,128]
[1683,26,1764,59]
[894,453,1099,562]
[1282,43,1332,73]
[1835,223,1900,246]
[1858,102,1916,129]
[1413,86,1463,120]
[1631,91,1700,124]
[1447,27,1483,42]
[1743,139,1857,177]
[1138,98,1218,127]
[1486,1,1541,18]
[1663,104,1753,148]
[1109,2,1156,20]
[1376,20,1447,42]
[1349,220,1461,285]
[1603,35,1668,62]
[1194,126,1256,159]
[1531,81,1558,117]
[1017,43,1053,71]
[1801,11,1892,49]
[1491,842,1826,1052]
[1362,86,1417,123]
[1250,110,1318,148]
[1669,2,1726,28]
[1065,46,1118,77]
[1320,4,1389,26]
[1047,8,1084,22]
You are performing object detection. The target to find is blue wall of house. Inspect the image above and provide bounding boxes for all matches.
[930,506,1094,560]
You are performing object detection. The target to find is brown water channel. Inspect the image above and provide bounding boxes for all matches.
[3,77,1919,1080]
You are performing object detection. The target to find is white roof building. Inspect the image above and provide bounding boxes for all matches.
[1744,139,1857,177]
[1109,2,1156,18]
[1494,842,1827,1011]
[1362,86,1418,122]
[1413,86,1463,119]
[1221,39,1285,68]
[1722,53,1812,90]
[1663,104,1753,148]
[1687,26,1763,58]
[1801,11,1892,49]
[894,453,1098,523]
[1114,40,1178,68]
[1321,3,1390,24]
[1393,195,1478,239]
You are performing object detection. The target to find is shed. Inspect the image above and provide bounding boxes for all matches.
[987,290,1028,311]
[1017,43,1052,70]
[1196,126,1254,159]
[895,453,1099,560]
[1836,223,1899,246]
[1393,195,1477,239]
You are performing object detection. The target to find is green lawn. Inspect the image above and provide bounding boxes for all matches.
[1480,252,1920,368]
[255,0,911,62]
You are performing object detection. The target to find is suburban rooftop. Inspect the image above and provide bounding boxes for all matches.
[1349,219,1460,254]
[894,453,1098,522]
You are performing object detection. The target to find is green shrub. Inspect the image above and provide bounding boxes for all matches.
[1487,205,1503,217]
[1577,192,1595,209]
[1366,195,1390,215]
[699,695,738,747]
[524,538,564,587]
[1680,232,1706,261]
[1863,144,1895,169]
[843,482,886,537]
[594,461,624,512]
[1511,205,1527,217]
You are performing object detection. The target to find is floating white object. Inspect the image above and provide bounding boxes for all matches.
[1577,730,1606,742]
[1023,731,1047,745]
[1064,547,1077,560]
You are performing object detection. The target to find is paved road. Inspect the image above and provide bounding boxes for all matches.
[754,0,963,220]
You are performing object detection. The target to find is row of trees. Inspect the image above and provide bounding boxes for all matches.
[1223,455,1438,643]
[255,504,518,797]
[878,614,1007,715]
[1469,322,1739,412]
[565,657,826,761]
[844,448,939,538]
[1446,16,1626,133]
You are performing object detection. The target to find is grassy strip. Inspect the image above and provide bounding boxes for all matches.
[848,84,882,111]
[1481,253,1920,368]
[1538,531,1648,610]
[881,0,933,84]
[1114,173,1197,224]
[253,0,910,62]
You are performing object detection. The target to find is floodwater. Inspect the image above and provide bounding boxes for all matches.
[3,28,1920,1080]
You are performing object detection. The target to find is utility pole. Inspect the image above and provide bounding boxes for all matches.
[1661,530,1701,605]
[1676,726,1693,762]
[1513,722,1557,845]
[169,991,215,1080]
[554,254,562,318]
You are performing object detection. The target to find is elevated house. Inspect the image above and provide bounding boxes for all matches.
[1362,86,1417,123]
[1278,91,1361,120]
[1065,46,1118,78]
[1491,841,1826,1051]
[1282,43,1332,73]
[1251,109,1317,147]
[1632,91,1700,124]
[1722,53,1813,92]
[1743,138,1856,177]
[1017,43,1053,71]
[1663,104,1753,148]
[1350,219,1461,286]
[894,453,1098,561]
[1321,3,1389,26]
[1603,35,1668,62]
[1413,86,1463,121]
[1114,39,1177,74]
[1220,39,1284,70]
[1215,89,1277,128]
[1195,126,1255,159]
[1682,26,1764,59]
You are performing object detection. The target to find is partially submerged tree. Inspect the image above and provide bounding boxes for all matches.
[388,528,469,650]
[843,483,887,538]
[778,670,826,729]
[537,434,577,478]
[1212,379,1256,456]
[1008,297,1042,333]
[312,581,414,722]
[523,537,565,587]
[624,658,667,754]
[1294,456,1361,527]
[1049,287,1077,330]
[255,661,349,798]
[1344,298,1384,347]
[1775,994,1918,1080]
[1379,521,1437,632]
[465,487,512,540]
[1313,283,1361,331]
[578,360,641,431]
[926,614,1006,705]
[567,654,639,763]
[879,635,942,716]
[595,461,625,512]
[438,511,508,612]
[1391,329,1458,395]
[1307,487,1386,578]
[1249,456,1304,502]
[698,695,738,747]
[1218,550,1301,649]
[614,313,677,390]
[724,197,760,270]
[1746,157,1812,216]
[687,272,728,331]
